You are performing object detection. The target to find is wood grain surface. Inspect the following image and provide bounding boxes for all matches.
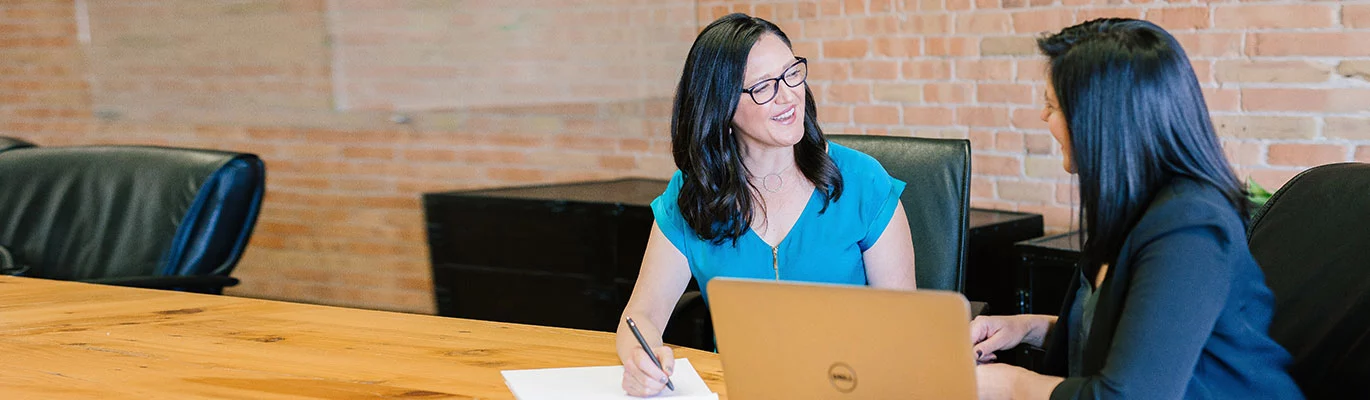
[0,276,727,399]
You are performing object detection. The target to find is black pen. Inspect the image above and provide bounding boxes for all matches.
[626,317,675,391]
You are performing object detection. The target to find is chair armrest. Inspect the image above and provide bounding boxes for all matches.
[672,290,706,318]
[969,301,988,318]
[82,275,240,294]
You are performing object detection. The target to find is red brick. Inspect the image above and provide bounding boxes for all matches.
[957,107,1012,128]
[1203,88,1240,112]
[1055,183,1074,204]
[996,131,1025,152]
[956,12,1012,34]
[997,180,1055,203]
[803,19,850,39]
[1357,146,1370,163]
[1242,88,1370,113]
[903,60,953,80]
[1347,5,1370,28]
[598,155,637,170]
[872,83,922,103]
[853,16,900,36]
[1215,60,1331,84]
[819,105,853,124]
[926,37,978,56]
[971,176,995,199]
[1248,32,1370,57]
[901,14,951,35]
[1222,139,1265,166]
[1012,108,1047,131]
[1339,61,1370,82]
[975,154,1023,176]
[1213,116,1317,140]
[827,83,871,103]
[810,61,851,81]
[969,130,995,151]
[1247,169,1302,192]
[1017,59,1048,82]
[1268,144,1348,167]
[1025,132,1057,155]
[852,61,899,80]
[980,36,1037,56]
[1013,9,1074,35]
[1214,4,1336,29]
[823,39,870,58]
[977,83,1034,104]
[853,105,902,125]
[903,106,955,126]
[872,37,921,57]
[926,83,972,104]
[1026,155,1072,179]
[1172,33,1244,58]
[1325,118,1370,141]
[1150,7,1210,31]
[1077,8,1144,22]
[957,59,1015,81]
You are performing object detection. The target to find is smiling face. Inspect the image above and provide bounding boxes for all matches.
[731,34,806,155]
[1041,78,1075,174]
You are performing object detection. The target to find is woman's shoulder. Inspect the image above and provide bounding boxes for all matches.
[1132,178,1246,244]
[826,141,888,178]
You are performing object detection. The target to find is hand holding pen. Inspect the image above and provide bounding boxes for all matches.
[619,317,676,396]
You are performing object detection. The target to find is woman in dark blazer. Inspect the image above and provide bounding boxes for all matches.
[968,19,1304,399]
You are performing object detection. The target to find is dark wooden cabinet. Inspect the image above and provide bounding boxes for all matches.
[1006,231,1083,371]
[1015,231,1083,315]
[964,209,1045,315]
[422,178,667,332]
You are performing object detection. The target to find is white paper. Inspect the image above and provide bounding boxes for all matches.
[502,358,718,400]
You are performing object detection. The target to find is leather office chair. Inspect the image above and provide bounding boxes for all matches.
[664,135,972,350]
[0,142,266,294]
[0,136,35,153]
[1247,162,1370,399]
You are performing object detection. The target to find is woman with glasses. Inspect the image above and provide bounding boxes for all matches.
[969,19,1303,399]
[615,13,917,397]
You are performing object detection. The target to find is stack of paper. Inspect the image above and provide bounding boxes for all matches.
[502,358,718,400]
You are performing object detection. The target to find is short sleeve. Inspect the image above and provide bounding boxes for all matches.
[828,144,906,252]
[858,171,906,251]
[650,171,695,254]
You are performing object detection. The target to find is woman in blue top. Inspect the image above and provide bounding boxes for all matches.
[970,19,1303,399]
[615,13,917,397]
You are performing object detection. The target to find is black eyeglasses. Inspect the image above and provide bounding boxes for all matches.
[740,57,807,105]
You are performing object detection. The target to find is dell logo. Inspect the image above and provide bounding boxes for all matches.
[827,362,857,393]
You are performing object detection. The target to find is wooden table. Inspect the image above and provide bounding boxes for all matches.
[0,276,728,399]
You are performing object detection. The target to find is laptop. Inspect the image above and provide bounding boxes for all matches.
[707,278,977,399]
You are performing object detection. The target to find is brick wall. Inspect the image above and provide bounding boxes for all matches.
[3,0,1367,313]
[698,0,1370,229]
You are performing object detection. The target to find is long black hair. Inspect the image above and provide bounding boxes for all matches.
[672,13,842,245]
[1038,18,1249,270]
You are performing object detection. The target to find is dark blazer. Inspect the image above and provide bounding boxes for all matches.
[1044,178,1303,399]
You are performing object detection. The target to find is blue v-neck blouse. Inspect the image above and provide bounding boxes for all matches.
[650,142,906,298]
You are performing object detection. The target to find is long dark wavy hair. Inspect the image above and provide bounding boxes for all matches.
[672,13,842,245]
[1038,18,1249,271]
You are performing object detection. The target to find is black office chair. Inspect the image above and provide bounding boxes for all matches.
[0,141,266,294]
[0,136,35,153]
[1247,162,1370,399]
[664,135,972,350]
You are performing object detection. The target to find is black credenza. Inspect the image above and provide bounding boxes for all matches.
[423,178,666,333]
[423,178,1048,350]
[1007,231,1083,371]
